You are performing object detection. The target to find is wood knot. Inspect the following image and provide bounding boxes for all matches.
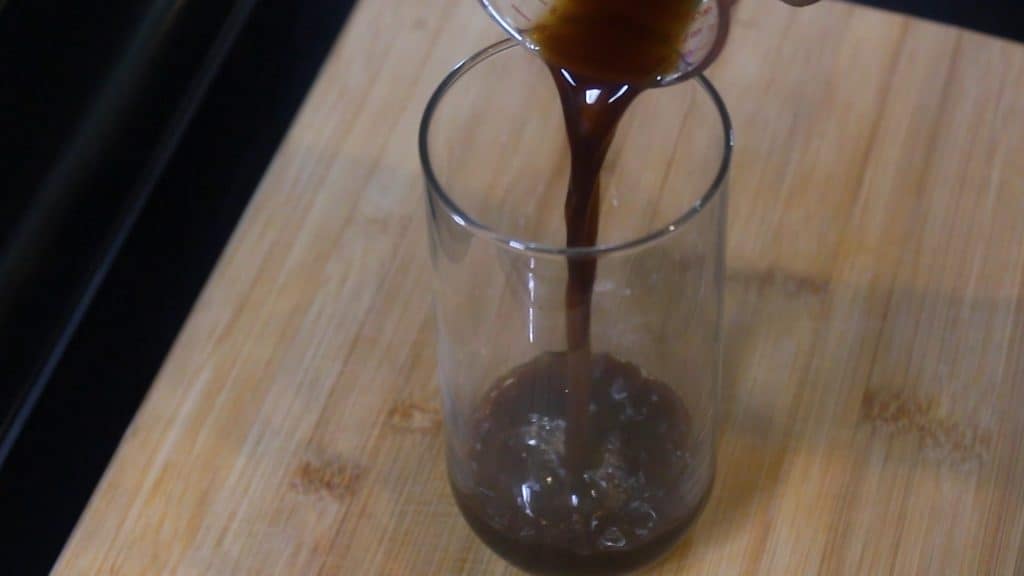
[291,455,362,500]
[860,389,992,465]
[385,402,442,432]
[728,268,829,298]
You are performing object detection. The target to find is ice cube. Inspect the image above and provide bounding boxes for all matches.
[583,432,646,509]
[598,527,627,549]
[624,500,658,536]
[514,414,569,486]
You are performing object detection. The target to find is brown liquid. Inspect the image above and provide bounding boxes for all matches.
[454,2,708,573]
[545,0,701,489]
[531,0,701,84]
[554,67,640,485]
[451,354,710,575]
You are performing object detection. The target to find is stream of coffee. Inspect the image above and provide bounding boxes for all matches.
[543,0,702,509]
[451,1,708,573]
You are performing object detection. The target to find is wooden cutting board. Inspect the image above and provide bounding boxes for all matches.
[55,0,1024,574]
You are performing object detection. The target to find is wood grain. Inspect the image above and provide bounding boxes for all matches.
[55,0,1024,574]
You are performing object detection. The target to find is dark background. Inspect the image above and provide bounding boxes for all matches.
[0,0,1020,573]
[856,0,1024,41]
[0,0,357,572]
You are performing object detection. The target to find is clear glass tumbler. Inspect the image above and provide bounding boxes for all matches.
[420,40,732,575]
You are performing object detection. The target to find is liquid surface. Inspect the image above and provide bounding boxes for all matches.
[452,353,710,575]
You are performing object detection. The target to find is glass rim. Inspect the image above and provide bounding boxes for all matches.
[419,39,734,258]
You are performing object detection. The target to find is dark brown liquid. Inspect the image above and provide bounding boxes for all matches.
[455,2,707,573]
[546,0,701,489]
[531,0,701,84]
[451,354,710,575]
[554,67,640,485]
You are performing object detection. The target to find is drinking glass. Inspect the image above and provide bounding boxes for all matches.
[420,39,732,575]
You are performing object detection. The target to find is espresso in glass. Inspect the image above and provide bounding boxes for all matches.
[441,1,715,574]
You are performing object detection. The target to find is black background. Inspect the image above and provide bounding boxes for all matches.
[855,0,1024,41]
[0,0,356,572]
